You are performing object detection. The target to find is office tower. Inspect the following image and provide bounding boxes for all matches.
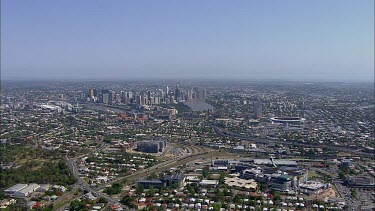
[154,96,160,104]
[253,101,262,119]
[201,89,207,99]
[89,88,97,98]
[109,91,115,104]
[175,83,181,102]
[147,90,152,104]
[102,90,110,104]
[187,90,193,101]
[180,92,185,101]
[120,91,126,103]
[194,87,200,99]
[138,92,147,105]
[115,93,121,103]
[79,92,86,101]
[127,91,133,99]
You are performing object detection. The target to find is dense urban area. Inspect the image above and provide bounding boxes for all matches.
[0,80,374,211]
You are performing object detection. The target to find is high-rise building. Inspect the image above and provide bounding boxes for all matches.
[101,90,110,104]
[194,87,200,99]
[138,92,147,105]
[175,83,181,102]
[166,86,169,97]
[201,89,207,99]
[253,101,262,119]
[187,90,193,101]
[89,88,97,98]
[120,91,126,103]
[79,92,86,101]
[109,91,115,104]
[115,93,121,103]
[154,96,160,104]
[147,90,152,103]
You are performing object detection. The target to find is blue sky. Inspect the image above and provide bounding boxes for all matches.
[1,0,374,81]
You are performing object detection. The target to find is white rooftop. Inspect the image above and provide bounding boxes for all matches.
[4,184,28,192]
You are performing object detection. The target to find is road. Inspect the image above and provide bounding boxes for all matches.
[333,179,361,210]
[59,142,213,210]
[65,155,135,210]
[94,146,213,190]
[55,142,135,210]
[211,124,374,158]
[121,151,215,184]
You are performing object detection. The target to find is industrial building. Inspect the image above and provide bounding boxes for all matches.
[4,184,28,195]
[4,184,40,197]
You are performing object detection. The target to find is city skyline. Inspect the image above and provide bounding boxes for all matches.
[2,0,374,82]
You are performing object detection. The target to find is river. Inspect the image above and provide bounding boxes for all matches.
[183,99,214,111]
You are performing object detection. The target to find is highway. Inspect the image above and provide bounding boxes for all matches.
[211,124,374,158]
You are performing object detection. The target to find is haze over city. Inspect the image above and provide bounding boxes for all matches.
[1,1,375,210]
[1,0,374,82]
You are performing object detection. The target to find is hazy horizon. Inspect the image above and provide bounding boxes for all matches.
[1,0,374,82]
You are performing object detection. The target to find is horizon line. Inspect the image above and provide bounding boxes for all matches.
[1,77,374,84]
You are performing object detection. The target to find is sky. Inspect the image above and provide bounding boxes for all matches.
[1,0,374,82]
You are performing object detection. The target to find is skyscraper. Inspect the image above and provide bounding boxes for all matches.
[89,88,97,98]
[253,101,262,119]
[201,89,207,99]
[187,90,193,101]
[175,83,181,102]
[101,90,110,104]
[120,91,126,103]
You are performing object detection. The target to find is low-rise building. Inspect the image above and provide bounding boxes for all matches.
[136,179,166,189]
[347,176,374,187]
[163,174,186,187]
[4,184,28,195]
[199,180,219,187]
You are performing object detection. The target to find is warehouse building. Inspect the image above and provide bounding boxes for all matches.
[4,184,28,195]
[4,184,40,197]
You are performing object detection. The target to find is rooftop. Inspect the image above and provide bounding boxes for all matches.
[4,184,28,192]
[225,177,257,189]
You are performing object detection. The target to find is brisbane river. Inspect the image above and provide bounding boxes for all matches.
[83,101,215,113]
[183,99,214,111]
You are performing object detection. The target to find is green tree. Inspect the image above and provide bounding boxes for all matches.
[98,197,108,203]
[121,196,135,208]
[147,186,156,196]
[217,189,224,201]
[202,166,210,178]
[136,185,144,195]
[104,183,122,195]
[213,204,221,211]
